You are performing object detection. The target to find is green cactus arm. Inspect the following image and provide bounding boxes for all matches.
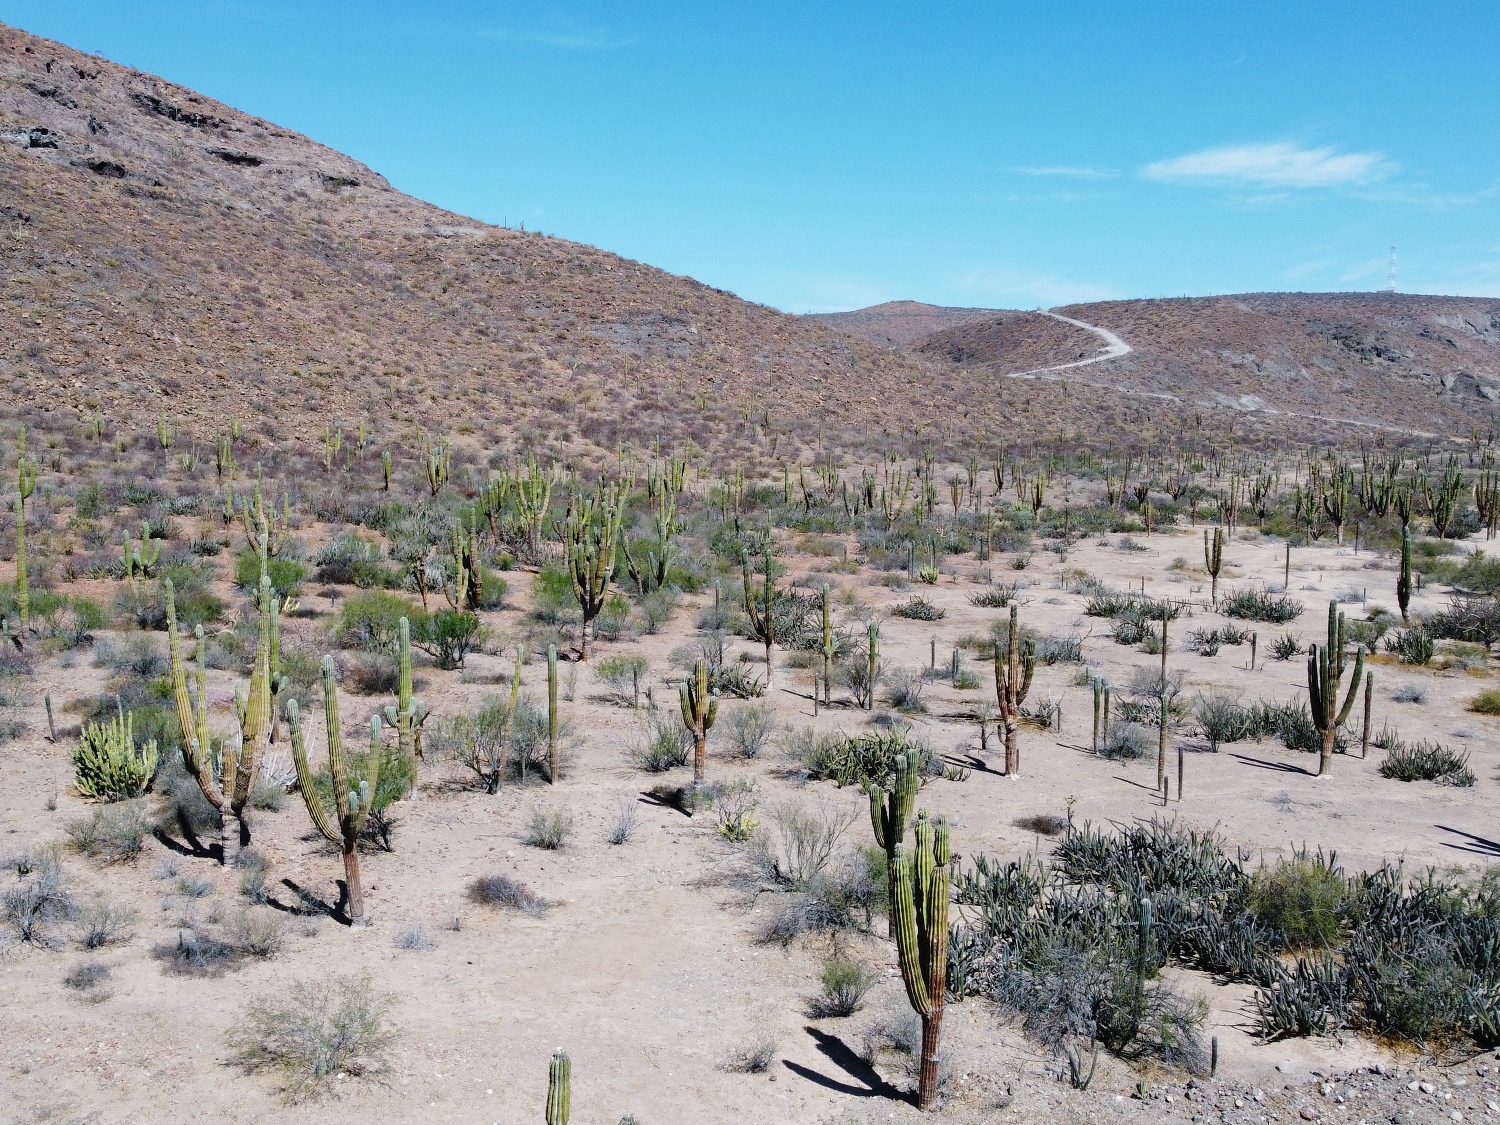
[288,699,340,845]
[678,681,694,731]
[894,752,917,838]
[704,694,719,731]
[1017,641,1036,704]
[1335,646,1366,726]
[357,715,384,829]
[890,844,934,1017]
[396,617,413,712]
[546,1049,571,1125]
[233,576,274,808]
[867,784,887,848]
[320,657,350,821]
[1307,649,1326,726]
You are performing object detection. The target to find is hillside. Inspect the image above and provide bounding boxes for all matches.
[806,300,1007,347]
[819,293,1500,441]
[2,22,1116,470]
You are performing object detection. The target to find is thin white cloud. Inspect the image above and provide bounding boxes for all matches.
[475,27,633,50]
[1142,143,1391,188]
[954,267,1120,308]
[1016,166,1116,179]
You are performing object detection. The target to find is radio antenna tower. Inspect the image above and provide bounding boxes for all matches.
[1386,245,1398,293]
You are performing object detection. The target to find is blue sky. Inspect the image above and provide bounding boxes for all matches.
[10,2,1500,311]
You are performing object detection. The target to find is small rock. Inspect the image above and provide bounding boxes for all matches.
[1299,1106,1319,1121]
[1278,1060,1299,1074]
[1408,1081,1421,1091]
[1320,1082,1333,1096]
[1419,1081,1436,1094]
[1447,1111,1462,1122]
[1233,1099,1243,1109]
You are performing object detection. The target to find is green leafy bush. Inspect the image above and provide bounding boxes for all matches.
[234,549,308,602]
[336,590,424,653]
[1248,852,1351,951]
[1221,587,1303,623]
[72,711,159,801]
[411,609,484,670]
[1378,740,1475,786]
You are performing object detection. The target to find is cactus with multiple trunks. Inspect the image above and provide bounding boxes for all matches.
[742,545,778,688]
[166,576,272,866]
[563,485,627,660]
[73,709,158,801]
[866,748,919,939]
[679,658,719,786]
[1203,526,1224,605]
[992,604,1035,777]
[289,658,383,923]
[1308,600,1365,778]
[122,524,161,581]
[382,617,428,760]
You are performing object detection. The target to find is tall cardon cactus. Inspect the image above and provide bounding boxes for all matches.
[992,604,1035,778]
[892,811,951,1110]
[289,657,383,923]
[1308,600,1364,778]
[14,426,35,634]
[1396,526,1413,626]
[1203,526,1223,605]
[166,576,272,865]
[742,546,778,688]
[546,1048,571,1125]
[679,658,719,785]
[382,616,428,760]
[866,748,919,938]
[562,485,627,660]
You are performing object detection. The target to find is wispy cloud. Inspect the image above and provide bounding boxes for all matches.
[1142,143,1392,188]
[1016,166,1116,179]
[953,267,1120,309]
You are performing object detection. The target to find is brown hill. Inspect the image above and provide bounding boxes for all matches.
[818,293,1500,441]
[4,22,1111,469]
[806,300,1007,347]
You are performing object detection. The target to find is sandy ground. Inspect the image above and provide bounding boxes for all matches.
[1,519,1497,1124]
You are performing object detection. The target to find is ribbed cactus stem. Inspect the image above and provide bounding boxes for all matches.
[547,644,560,783]
[993,604,1034,777]
[890,809,951,1110]
[867,749,919,939]
[679,658,718,785]
[14,489,27,635]
[820,583,833,706]
[1396,526,1413,626]
[546,1049,571,1125]
[1307,600,1364,778]
[866,623,879,711]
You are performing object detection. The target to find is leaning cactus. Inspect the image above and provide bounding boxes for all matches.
[1308,600,1364,778]
[891,810,951,1111]
[742,546,778,688]
[289,658,382,923]
[73,709,158,801]
[381,617,428,760]
[679,658,719,786]
[546,1048,571,1125]
[167,576,271,866]
[992,605,1035,777]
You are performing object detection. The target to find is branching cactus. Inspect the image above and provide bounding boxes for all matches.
[1308,601,1364,778]
[992,605,1035,777]
[381,617,428,760]
[1203,527,1224,605]
[122,524,161,582]
[679,658,719,786]
[742,546,778,688]
[289,658,382,924]
[867,748,919,938]
[445,519,484,612]
[516,455,555,558]
[546,1049,571,1125]
[892,811,951,1111]
[1396,526,1413,626]
[820,583,833,707]
[239,481,288,557]
[563,485,627,660]
[167,576,272,865]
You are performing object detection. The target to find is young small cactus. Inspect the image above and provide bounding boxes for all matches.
[546,1048,571,1125]
[547,644,561,783]
[992,605,1035,777]
[381,617,428,760]
[1203,527,1224,605]
[1396,526,1413,626]
[290,659,383,923]
[1308,601,1364,778]
[679,658,719,786]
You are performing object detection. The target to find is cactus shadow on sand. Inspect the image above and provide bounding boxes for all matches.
[780,1026,906,1102]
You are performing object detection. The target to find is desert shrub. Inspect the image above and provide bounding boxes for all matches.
[710,777,761,841]
[224,909,287,958]
[1195,694,1258,752]
[393,920,435,951]
[74,898,136,948]
[234,549,308,602]
[335,590,423,653]
[1034,632,1083,665]
[4,868,74,947]
[529,559,578,624]
[525,807,573,849]
[72,714,160,803]
[594,653,648,706]
[1422,594,1500,645]
[810,956,878,1018]
[883,667,927,713]
[724,702,775,758]
[1221,587,1302,623]
[65,800,149,863]
[1270,633,1304,661]
[723,1041,778,1073]
[1468,689,1500,714]
[593,592,633,642]
[238,849,272,904]
[1384,627,1434,666]
[308,746,414,849]
[1451,550,1500,594]
[1013,813,1068,837]
[1393,683,1428,704]
[229,975,398,1101]
[637,586,679,634]
[1248,852,1350,951]
[313,532,391,588]
[95,632,168,679]
[607,800,640,845]
[969,583,1021,608]
[1098,721,1150,760]
[340,651,399,695]
[466,875,547,915]
[411,609,483,670]
[746,801,856,890]
[64,960,112,996]
[1378,740,1475,786]
[892,595,944,621]
[632,709,691,772]
[789,725,956,788]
